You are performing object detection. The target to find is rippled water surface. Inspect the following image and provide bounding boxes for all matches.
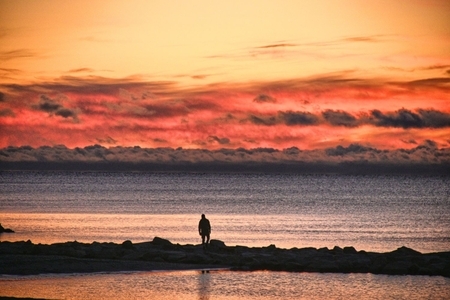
[1,171,449,299]
[1,171,449,252]
[1,270,449,300]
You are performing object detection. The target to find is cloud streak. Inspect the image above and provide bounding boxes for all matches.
[209,35,390,61]
[0,49,37,61]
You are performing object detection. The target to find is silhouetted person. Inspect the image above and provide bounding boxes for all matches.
[198,214,211,248]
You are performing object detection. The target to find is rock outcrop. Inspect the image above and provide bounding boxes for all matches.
[0,238,449,277]
[0,223,14,233]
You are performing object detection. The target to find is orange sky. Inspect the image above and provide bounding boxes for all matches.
[1,0,449,151]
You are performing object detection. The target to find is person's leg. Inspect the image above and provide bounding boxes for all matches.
[202,235,207,249]
[206,234,210,244]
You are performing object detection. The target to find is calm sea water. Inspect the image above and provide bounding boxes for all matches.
[1,171,449,252]
[1,171,449,299]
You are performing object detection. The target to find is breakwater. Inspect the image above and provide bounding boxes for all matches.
[1,238,449,277]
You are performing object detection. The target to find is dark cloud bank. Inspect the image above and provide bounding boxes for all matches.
[1,141,449,174]
[249,109,450,128]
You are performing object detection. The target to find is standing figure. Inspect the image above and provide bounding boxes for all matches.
[198,214,211,248]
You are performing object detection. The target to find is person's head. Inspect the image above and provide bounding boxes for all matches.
[201,214,205,219]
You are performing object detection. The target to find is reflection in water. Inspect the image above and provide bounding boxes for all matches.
[198,270,211,300]
[1,270,449,300]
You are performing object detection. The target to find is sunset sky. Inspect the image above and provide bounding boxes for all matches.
[1,0,450,154]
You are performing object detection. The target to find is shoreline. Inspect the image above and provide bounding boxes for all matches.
[1,237,449,277]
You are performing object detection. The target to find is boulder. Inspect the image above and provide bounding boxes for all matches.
[0,223,14,233]
[209,239,226,250]
[152,237,173,247]
[332,246,343,254]
[263,244,277,252]
[390,246,422,256]
[122,240,134,249]
[343,246,357,254]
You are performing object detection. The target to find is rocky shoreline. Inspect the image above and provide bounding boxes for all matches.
[1,237,449,277]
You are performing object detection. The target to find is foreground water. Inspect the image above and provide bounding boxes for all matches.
[1,171,449,299]
[1,270,449,300]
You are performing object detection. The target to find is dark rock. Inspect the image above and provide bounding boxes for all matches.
[100,247,122,259]
[54,244,85,257]
[0,223,15,233]
[162,251,187,262]
[343,246,357,254]
[294,247,318,257]
[122,251,143,261]
[152,237,173,247]
[141,250,163,261]
[318,247,329,253]
[263,244,277,252]
[180,252,213,264]
[390,246,422,256]
[1,239,449,277]
[307,258,339,272]
[369,255,388,273]
[332,246,343,254]
[122,240,134,249]
[291,255,313,269]
[428,262,449,277]
[383,261,415,275]
[84,245,100,258]
[209,239,226,249]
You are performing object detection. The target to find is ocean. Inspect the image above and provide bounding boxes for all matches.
[1,171,449,299]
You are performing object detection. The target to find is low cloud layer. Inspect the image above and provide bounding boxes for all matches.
[1,141,448,174]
